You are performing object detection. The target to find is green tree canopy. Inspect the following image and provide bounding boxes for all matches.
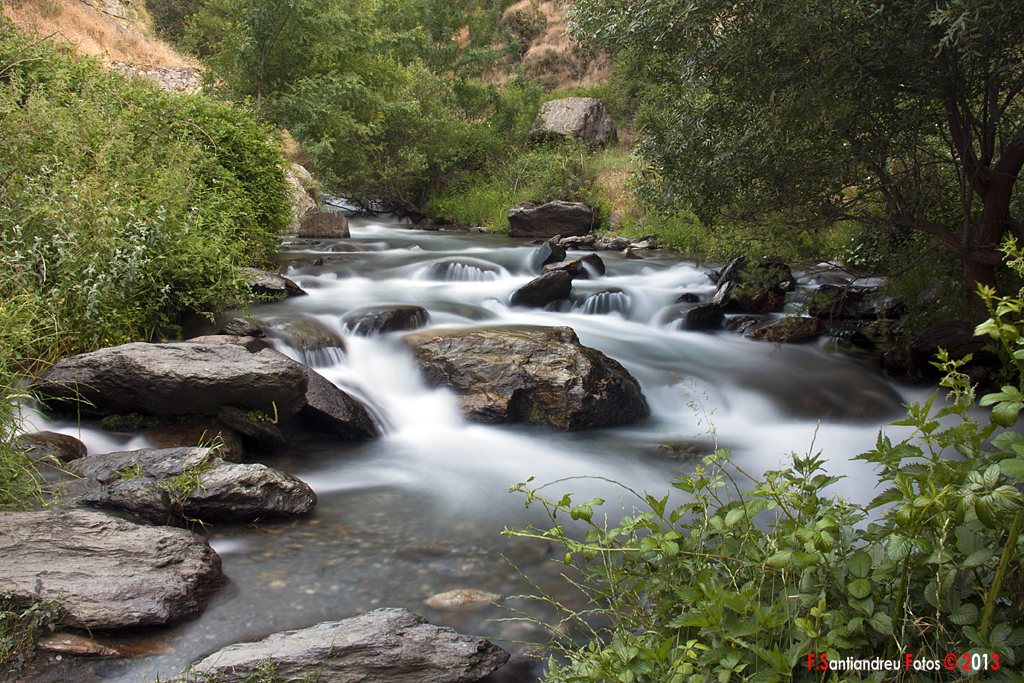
[570,0,1024,296]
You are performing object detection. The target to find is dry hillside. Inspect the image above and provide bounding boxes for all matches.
[2,0,197,67]
[492,0,610,90]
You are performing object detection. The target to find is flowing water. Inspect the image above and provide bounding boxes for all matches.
[22,216,937,682]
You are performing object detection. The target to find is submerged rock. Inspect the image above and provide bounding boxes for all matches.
[405,326,649,430]
[424,589,502,611]
[0,510,224,630]
[344,305,431,336]
[188,608,509,683]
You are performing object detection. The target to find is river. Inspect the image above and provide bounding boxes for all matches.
[21,215,935,682]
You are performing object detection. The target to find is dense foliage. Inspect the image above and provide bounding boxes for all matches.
[0,20,290,508]
[568,0,1024,296]
[205,0,545,212]
[510,246,1024,682]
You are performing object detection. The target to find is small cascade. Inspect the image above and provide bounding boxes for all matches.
[576,290,631,316]
[300,345,348,368]
[422,260,500,282]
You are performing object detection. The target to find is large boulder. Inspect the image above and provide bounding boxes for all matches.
[507,201,597,239]
[299,366,382,440]
[0,510,224,630]
[34,343,309,420]
[535,97,617,147]
[188,608,509,683]
[299,211,350,239]
[70,447,317,525]
[284,164,317,233]
[405,326,649,430]
[509,271,572,308]
[712,256,795,314]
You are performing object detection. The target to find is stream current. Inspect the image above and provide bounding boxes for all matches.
[23,216,937,682]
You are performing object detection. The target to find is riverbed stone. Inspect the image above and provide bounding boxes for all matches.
[69,447,317,524]
[510,271,572,308]
[241,267,307,298]
[80,477,179,526]
[0,510,224,630]
[217,405,287,447]
[183,334,270,353]
[746,317,827,343]
[405,326,649,430]
[298,365,381,440]
[712,256,794,314]
[145,418,245,463]
[34,342,309,419]
[299,210,350,239]
[344,305,431,336]
[188,608,509,683]
[220,318,265,337]
[532,239,567,272]
[16,431,87,463]
[679,303,725,331]
[264,318,346,367]
[507,201,597,238]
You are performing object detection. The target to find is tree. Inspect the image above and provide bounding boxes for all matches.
[570,0,1024,300]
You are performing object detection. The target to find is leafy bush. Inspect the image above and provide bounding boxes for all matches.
[0,20,289,508]
[509,252,1024,682]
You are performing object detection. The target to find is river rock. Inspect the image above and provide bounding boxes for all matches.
[241,267,307,298]
[180,462,317,523]
[218,405,287,448]
[405,326,649,430]
[543,253,605,280]
[535,97,617,147]
[746,317,827,343]
[265,318,346,367]
[188,608,509,683]
[220,318,265,337]
[679,303,725,331]
[183,334,270,353]
[34,343,309,420]
[145,418,245,463]
[0,510,224,630]
[68,446,213,483]
[532,239,567,271]
[908,320,1000,380]
[424,589,502,611]
[510,271,572,308]
[712,256,794,314]
[80,477,179,526]
[36,632,120,658]
[300,210,350,239]
[284,164,317,232]
[16,431,87,463]
[299,366,381,440]
[344,305,431,336]
[508,201,597,239]
[70,447,317,524]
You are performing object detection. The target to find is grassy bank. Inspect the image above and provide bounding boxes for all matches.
[0,19,290,509]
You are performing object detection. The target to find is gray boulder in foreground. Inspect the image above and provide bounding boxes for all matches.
[0,510,223,630]
[34,342,309,419]
[69,447,317,524]
[189,608,509,683]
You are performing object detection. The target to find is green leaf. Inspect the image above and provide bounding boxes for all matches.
[767,549,793,568]
[886,534,912,562]
[725,507,747,527]
[1000,458,1024,480]
[868,612,893,635]
[848,550,872,578]
[847,578,872,599]
[950,603,979,625]
[976,498,998,529]
[963,547,996,568]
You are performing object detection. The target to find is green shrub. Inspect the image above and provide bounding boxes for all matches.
[509,249,1024,682]
[0,20,289,508]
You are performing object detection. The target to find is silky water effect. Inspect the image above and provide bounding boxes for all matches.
[23,216,938,682]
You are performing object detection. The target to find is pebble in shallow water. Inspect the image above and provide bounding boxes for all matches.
[423,588,502,610]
